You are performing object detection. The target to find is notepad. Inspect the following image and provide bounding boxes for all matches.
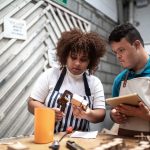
[70,131,98,139]
[106,93,142,107]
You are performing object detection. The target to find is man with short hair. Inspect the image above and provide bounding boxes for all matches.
[108,23,150,137]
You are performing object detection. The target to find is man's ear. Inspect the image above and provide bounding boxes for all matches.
[133,40,141,49]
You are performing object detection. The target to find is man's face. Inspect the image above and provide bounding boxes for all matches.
[111,38,139,70]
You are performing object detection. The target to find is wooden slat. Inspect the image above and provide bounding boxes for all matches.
[64,12,74,29]
[0,35,48,103]
[44,22,58,46]
[48,4,65,32]
[56,8,70,31]
[0,58,44,138]
[0,0,14,11]
[0,45,46,112]
[77,19,85,32]
[0,0,45,56]
[45,10,61,38]
[0,21,47,72]
[44,0,91,25]
[83,22,91,32]
[71,16,79,28]
[0,0,31,25]
[20,0,44,19]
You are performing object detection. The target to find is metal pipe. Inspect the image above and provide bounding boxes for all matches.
[129,0,134,24]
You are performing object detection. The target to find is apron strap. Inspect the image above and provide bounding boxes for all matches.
[53,67,91,96]
[123,71,129,87]
[83,73,91,96]
[54,67,66,91]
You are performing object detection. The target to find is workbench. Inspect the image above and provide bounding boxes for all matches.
[0,132,149,150]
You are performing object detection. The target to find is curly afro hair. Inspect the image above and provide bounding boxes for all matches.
[56,28,106,74]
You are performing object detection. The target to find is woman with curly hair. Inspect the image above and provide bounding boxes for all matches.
[28,28,106,132]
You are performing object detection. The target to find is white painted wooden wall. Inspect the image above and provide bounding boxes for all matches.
[0,0,90,138]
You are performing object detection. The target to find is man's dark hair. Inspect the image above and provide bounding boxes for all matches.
[56,28,106,74]
[108,23,144,47]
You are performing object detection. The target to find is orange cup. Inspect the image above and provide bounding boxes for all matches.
[34,108,55,144]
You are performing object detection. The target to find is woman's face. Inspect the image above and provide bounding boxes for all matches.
[66,51,90,75]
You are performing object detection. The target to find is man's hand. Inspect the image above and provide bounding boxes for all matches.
[115,102,150,121]
[138,102,150,121]
[110,107,127,124]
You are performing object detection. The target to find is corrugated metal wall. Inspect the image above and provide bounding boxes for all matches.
[0,0,91,138]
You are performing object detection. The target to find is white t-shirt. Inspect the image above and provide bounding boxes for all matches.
[31,67,105,109]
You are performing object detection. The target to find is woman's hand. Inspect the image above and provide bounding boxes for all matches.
[52,108,65,122]
[72,105,90,119]
[72,105,105,123]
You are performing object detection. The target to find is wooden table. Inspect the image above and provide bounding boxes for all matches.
[0,133,144,150]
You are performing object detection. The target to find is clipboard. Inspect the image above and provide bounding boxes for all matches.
[106,93,142,107]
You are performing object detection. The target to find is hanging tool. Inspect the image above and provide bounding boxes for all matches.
[57,90,73,112]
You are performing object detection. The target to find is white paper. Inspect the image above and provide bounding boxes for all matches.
[70,131,98,139]
[4,17,27,40]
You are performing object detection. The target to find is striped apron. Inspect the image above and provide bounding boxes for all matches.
[47,67,93,133]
